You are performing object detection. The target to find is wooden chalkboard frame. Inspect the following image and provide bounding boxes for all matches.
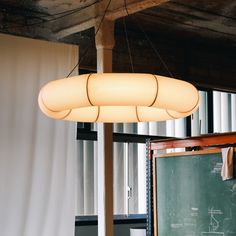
[146,132,236,236]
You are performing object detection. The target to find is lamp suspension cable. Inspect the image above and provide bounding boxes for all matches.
[66,0,113,77]
[123,0,134,72]
[123,0,174,78]
[132,15,174,78]
[123,16,134,72]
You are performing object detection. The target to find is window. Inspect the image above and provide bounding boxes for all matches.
[213,91,236,132]
[75,90,236,216]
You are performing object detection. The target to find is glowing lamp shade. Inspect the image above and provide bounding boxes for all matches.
[38,73,199,123]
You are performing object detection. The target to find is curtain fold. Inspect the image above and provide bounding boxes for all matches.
[0,34,78,236]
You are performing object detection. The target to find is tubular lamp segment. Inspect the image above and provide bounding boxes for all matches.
[38,73,199,122]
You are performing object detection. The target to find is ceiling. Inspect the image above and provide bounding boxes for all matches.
[0,0,236,92]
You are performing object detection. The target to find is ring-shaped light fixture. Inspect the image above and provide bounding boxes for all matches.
[38,73,199,123]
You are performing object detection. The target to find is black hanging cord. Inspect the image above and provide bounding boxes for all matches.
[132,16,174,78]
[124,0,129,16]
[123,0,134,72]
[123,17,134,72]
[66,0,113,77]
[123,0,174,78]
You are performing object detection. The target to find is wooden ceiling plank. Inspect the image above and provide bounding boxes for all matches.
[148,2,236,36]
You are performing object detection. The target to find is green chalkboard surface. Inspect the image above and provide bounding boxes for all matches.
[156,152,236,236]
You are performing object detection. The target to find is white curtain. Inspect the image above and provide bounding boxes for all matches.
[0,34,78,236]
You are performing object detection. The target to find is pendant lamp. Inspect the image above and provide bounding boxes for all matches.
[38,73,199,123]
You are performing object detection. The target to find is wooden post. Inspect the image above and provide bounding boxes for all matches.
[95,20,115,236]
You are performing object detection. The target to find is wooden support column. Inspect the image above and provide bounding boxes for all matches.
[95,20,115,236]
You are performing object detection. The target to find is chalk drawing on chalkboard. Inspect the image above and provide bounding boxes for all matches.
[190,207,199,217]
[170,223,183,229]
[211,163,223,174]
[230,185,236,207]
[184,217,196,227]
[201,208,224,236]
[232,184,236,192]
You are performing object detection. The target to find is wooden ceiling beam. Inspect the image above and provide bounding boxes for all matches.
[105,0,168,20]
[53,0,169,39]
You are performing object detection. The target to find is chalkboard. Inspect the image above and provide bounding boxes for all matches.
[156,151,236,236]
